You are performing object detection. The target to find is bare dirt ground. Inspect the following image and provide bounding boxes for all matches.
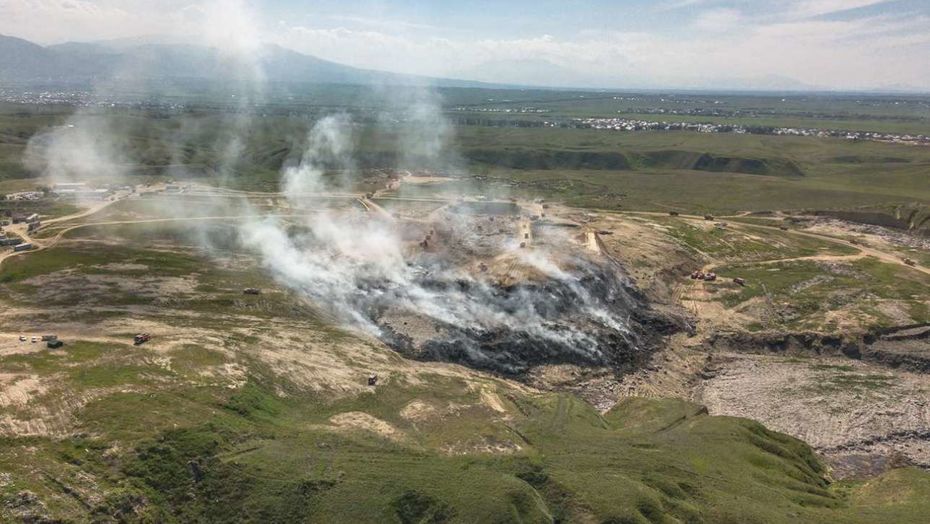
[4,187,930,480]
[695,352,930,479]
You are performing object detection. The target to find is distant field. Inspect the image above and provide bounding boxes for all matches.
[3,93,930,213]
[446,90,930,134]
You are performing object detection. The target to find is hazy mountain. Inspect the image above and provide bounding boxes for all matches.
[683,74,823,93]
[0,34,491,89]
[457,59,660,90]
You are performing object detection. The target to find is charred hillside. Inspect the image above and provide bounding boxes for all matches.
[377,255,680,375]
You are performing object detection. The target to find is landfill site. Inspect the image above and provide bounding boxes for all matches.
[1,173,930,488]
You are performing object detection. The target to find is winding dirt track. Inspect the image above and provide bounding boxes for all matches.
[4,192,928,280]
[626,211,930,276]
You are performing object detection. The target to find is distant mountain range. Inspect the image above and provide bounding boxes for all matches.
[1,34,925,94]
[0,34,492,89]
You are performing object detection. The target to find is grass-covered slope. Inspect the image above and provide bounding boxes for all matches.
[3,212,930,523]
[4,348,930,523]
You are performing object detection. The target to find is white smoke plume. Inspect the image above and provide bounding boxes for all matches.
[17,0,662,374]
[240,103,655,373]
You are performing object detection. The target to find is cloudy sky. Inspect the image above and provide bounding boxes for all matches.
[1,0,929,90]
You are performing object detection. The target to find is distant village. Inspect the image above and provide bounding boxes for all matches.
[3,182,114,202]
[564,117,930,146]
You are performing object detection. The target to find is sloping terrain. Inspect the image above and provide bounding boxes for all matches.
[3,205,930,522]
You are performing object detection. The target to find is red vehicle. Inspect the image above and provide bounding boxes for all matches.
[133,333,151,346]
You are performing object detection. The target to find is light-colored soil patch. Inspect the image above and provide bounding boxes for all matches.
[93,263,150,272]
[697,352,930,478]
[441,438,522,456]
[329,412,405,442]
[480,389,506,413]
[0,374,48,407]
[399,400,439,422]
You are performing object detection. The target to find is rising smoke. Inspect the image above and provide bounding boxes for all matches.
[241,105,668,374]
[22,0,672,375]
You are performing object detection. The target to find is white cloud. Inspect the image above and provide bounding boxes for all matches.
[692,8,743,31]
[788,0,895,19]
[0,0,927,90]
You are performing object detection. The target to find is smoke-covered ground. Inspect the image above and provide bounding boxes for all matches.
[240,116,677,375]
[18,0,678,377]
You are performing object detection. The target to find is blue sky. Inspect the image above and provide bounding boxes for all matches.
[2,0,929,90]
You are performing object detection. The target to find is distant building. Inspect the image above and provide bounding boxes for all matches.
[0,237,22,246]
[52,182,88,192]
[4,191,43,201]
[56,188,110,200]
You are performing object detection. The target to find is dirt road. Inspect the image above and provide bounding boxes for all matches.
[626,210,930,276]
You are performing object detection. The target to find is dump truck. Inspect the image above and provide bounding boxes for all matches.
[133,333,151,346]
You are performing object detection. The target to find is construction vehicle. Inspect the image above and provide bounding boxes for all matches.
[734,277,746,287]
[133,333,151,346]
